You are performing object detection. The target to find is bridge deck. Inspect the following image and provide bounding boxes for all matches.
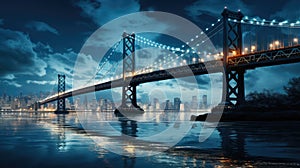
[39,45,300,105]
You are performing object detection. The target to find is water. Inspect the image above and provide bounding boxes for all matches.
[0,111,300,168]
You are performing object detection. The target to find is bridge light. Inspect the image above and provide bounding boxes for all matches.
[251,45,256,52]
[293,38,298,44]
[275,40,280,47]
[192,57,196,62]
[269,43,273,49]
[232,50,237,56]
[244,47,248,53]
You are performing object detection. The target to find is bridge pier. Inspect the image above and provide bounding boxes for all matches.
[115,33,144,115]
[222,9,245,106]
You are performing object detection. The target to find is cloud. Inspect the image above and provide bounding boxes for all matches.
[26,80,56,85]
[74,0,175,50]
[1,74,15,80]
[0,19,3,25]
[26,21,59,35]
[46,50,77,77]
[0,27,47,78]
[185,0,250,22]
[75,0,140,26]
[3,80,22,88]
[271,0,300,20]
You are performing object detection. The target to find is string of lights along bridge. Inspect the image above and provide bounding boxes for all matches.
[37,8,300,112]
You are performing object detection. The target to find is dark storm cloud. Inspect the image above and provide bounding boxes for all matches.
[26,21,59,35]
[75,0,140,26]
[185,0,250,22]
[271,0,300,20]
[0,27,47,77]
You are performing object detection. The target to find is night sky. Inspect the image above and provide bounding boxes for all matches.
[1,0,300,100]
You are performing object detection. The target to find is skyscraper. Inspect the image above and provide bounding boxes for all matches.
[191,96,198,110]
[174,97,181,112]
[203,95,208,108]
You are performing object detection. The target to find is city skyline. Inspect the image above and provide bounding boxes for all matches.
[0,90,209,112]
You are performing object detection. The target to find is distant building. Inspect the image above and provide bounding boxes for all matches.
[202,95,208,108]
[174,97,181,111]
[90,99,98,111]
[153,98,160,110]
[184,102,190,112]
[164,100,173,110]
[75,97,80,109]
[191,96,198,110]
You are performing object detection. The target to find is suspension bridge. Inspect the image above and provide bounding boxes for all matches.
[35,9,300,113]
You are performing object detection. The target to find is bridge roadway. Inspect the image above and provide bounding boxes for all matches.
[39,45,300,105]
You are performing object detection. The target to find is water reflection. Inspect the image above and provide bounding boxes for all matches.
[56,114,67,151]
[1,112,300,167]
[218,126,246,159]
[119,117,138,137]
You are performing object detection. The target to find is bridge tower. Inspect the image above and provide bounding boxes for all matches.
[222,9,245,106]
[117,32,143,113]
[57,74,66,112]
[34,101,40,111]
